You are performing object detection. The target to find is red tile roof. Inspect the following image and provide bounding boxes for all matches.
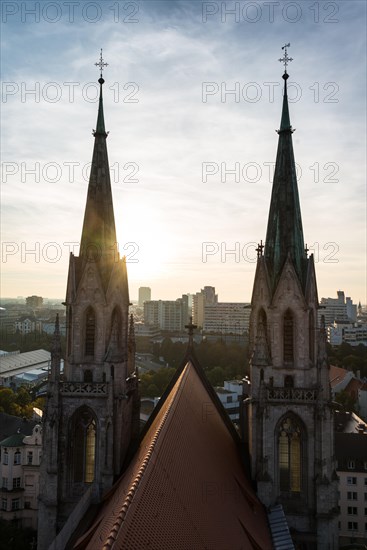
[75,357,272,550]
[344,377,367,399]
[329,365,349,388]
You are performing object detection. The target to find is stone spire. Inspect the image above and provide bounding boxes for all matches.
[79,51,117,265]
[264,56,306,295]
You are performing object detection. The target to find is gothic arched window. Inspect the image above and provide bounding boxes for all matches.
[71,408,97,484]
[278,415,303,493]
[283,310,294,363]
[85,307,96,357]
[309,310,315,362]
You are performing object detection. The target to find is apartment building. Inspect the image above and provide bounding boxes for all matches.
[0,424,42,530]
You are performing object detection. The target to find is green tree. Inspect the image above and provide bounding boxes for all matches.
[15,386,32,408]
[146,384,160,398]
[206,366,225,387]
[0,387,45,418]
[0,388,17,415]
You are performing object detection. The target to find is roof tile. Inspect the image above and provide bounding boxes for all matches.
[75,361,272,550]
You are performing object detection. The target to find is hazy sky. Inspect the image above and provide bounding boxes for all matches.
[1,0,366,303]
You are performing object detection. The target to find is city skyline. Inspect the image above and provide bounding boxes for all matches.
[1,1,366,303]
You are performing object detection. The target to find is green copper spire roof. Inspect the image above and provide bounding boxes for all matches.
[264,68,306,294]
[80,53,117,265]
[279,73,291,131]
[95,77,106,135]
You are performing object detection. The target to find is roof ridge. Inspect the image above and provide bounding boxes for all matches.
[102,369,187,549]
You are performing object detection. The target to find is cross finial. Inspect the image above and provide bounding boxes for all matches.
[278,43,293,73]
[185,316,197,348]
[256,240,264,258]
[305,243,309,257]
[95,48,108,79]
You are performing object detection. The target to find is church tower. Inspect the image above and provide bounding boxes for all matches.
[38,53,139,550]
[248,46,338,549]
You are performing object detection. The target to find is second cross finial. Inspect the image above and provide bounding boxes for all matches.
[278,43,293,73]
[95,48,108,79]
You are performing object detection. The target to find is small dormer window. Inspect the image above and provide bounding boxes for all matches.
[348,460,355,470]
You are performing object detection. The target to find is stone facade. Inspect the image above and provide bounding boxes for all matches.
[249,257,339,548]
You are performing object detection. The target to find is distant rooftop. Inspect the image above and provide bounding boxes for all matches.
[329,365,349,388]
[0,432,26,447]
[0,412,37,443]
[334,410,367,434]
[0,349,50,374]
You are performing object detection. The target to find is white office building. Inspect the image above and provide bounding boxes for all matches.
[204,303,251,335]
[319,291,357,326]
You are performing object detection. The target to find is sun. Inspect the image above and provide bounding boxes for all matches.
[115,201,174,282]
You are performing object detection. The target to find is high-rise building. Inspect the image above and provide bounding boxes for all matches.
[203,302,251,334]
[144,295,189,331]
[192,286,217,327]
[138,286,151,307]
[37,67,139,550]
[247,56,338,548]
[26,295,43,308]
[320,290,357,326]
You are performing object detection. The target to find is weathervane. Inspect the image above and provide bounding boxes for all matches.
[278,43,293,72]
[95,48,108,78]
